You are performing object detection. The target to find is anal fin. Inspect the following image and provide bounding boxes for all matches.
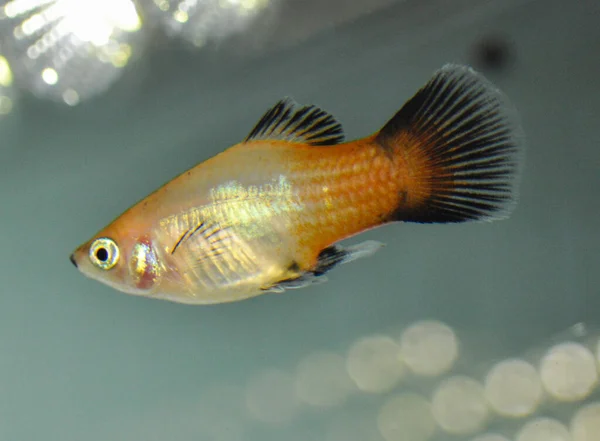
[262,272,328,294]
[263,240,384,294]
[313,240,385,276]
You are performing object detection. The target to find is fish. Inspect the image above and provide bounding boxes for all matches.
[70,64,524,305]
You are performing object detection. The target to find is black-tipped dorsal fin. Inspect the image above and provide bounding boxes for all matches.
[244,98,345,146]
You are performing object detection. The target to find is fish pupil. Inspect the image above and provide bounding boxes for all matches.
[96,248,109,262]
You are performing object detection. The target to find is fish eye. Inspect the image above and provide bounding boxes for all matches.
[89,237,119,270]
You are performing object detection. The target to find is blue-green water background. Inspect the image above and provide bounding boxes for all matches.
[1,0,599,440]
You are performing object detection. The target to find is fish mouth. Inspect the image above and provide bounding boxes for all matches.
[69,253,78,268]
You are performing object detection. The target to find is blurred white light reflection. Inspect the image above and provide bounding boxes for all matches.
[0,0,144,104]
[377,393,436,441]
[471,434,511,441]
[431,375,489,435]
[294,351,355,408]
[539,342,598,402]
[141,0,273,48]
[346,335,406,394]
[570,402,600,441]
[484,359,542,417]
[0,54,15,115]
[515,417,571,441]
[399,320,458,377]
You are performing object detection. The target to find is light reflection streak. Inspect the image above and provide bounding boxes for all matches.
[0,54,15,115]
[0,0,144,104]
[140,0,274,47]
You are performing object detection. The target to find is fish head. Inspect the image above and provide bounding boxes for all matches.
[70,226,164,297]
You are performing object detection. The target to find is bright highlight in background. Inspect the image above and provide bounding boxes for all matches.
[515,417,571,441]
[377,393,436,441]
[141,0,274,48]
[431,375,489,435]
[346,334,406,393]
[471,435,511,441]
[484,358,542,417]
[6,0,141,45]
[294,351,355,407]
[571,401,600,441]
[0,0,277,107]
[41,67,58,85]
[0,54,15,115]
[539,342,598,402]
[398,320,459,376]
[0,0,145,104]
[170,322,600,440]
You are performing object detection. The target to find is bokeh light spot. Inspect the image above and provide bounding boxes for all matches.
[0,56,13,86]
[0,0,145,104]
[570,401,600,441]
[41,67,58,84]
[515,417,571,441]
[539,342,598,402]
[143,0,274,47]
[0,95,13,114]
[484,358,542,417]
[173,9,188,23]
[346,335,406,393]
[295,351,355,408]
[471,434,511,441]
[399,320,458,377]
[378,393,436,441]
[431,375,489,435]
[62,88,79,105]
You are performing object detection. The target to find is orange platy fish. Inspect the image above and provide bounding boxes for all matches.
[70,64,524,305]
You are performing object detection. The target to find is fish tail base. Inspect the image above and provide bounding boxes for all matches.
[376,64,525,224]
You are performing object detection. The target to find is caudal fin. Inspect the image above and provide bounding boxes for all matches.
[377,64,524,224]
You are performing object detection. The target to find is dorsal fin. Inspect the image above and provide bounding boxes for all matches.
[244,98,345,146]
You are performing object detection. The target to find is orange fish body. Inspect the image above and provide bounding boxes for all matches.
[71,65,524,305]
